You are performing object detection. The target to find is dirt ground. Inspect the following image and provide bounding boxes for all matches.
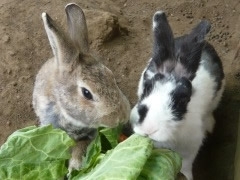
[0,0,239,179]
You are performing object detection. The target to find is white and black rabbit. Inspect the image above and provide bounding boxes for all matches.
[33,3,130,171]
[130,11,225,180]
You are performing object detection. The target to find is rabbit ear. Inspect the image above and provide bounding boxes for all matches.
[65,3,89,54]
[42,12,77,66]
[175,21,211,80]
[152,11,175,72]
[189,20,211,43]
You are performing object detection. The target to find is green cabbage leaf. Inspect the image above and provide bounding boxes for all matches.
[0,125,181,180]
[0,125,75,180]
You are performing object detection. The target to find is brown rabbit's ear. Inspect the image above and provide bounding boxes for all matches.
[65,3,89,54]
[42,12,77,66]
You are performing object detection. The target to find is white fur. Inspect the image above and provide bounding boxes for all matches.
[152,11,164,30]
[131,62,224,180]
[133,80,178,142]
[137,59,154,97]
[65,3,77,9]
[42,12,47,20]
[131,12,225,179]
[137,69,145,97]
[42,13,59,59]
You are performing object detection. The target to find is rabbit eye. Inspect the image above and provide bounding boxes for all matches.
[81,87,93,100]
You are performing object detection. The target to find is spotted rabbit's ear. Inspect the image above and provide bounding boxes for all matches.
[151,11,175,74]
[188,20,211,43]
[137,11,175,97]
[65,3,89,54]
[42,12,77,67]
[174,20,211,80]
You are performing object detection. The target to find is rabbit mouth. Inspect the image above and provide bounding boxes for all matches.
[148,131,162,142]
[147,130,162,142]
[133,126,158,138]
[147,129,159,136]
[134,126,171,142]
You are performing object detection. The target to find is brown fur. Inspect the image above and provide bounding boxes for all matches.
[33,3,130,171]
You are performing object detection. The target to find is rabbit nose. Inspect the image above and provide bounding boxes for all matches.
[134,125,159,137]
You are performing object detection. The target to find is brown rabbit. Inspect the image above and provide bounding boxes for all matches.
[32,3,130,170]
